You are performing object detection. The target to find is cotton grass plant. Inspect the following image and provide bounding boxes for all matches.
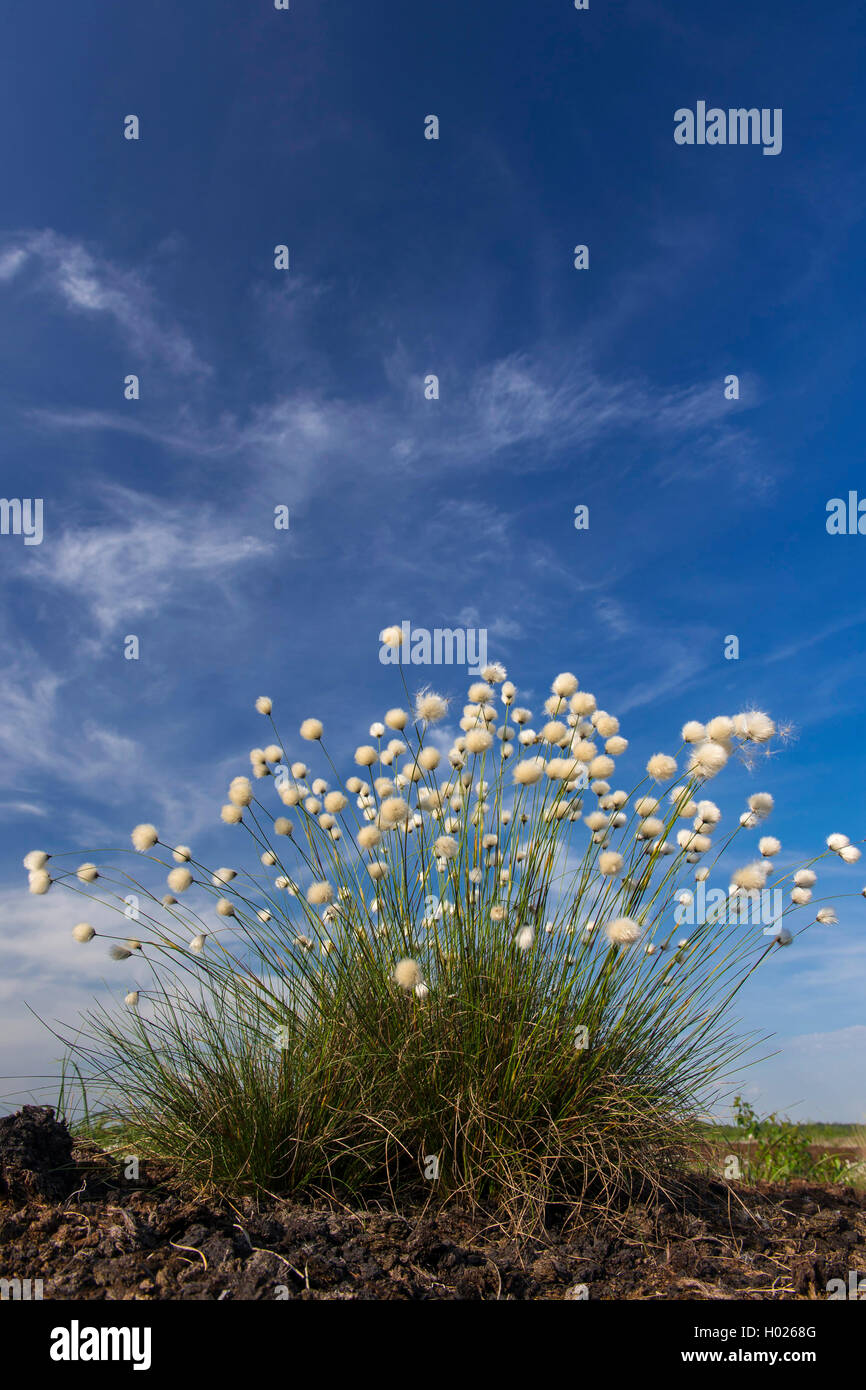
[23,632,864,1224]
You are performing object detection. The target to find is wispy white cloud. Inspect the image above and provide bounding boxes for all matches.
[0,229,210,376]
[26,484,272,637]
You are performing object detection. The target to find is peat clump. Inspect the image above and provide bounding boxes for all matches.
[0,1105,76,1202]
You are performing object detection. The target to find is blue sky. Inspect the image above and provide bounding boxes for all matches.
[1,0,864,1121]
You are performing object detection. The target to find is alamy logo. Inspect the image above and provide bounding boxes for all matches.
[674,102,782,156]
[827,1271,866,1299]
[379,620,488,674]
[675,880,783,927]
[0,497,43,544]
[49,1320,152,1371]
[0,1276,44,1300]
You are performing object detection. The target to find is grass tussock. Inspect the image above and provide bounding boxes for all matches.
[24,642,863,1225]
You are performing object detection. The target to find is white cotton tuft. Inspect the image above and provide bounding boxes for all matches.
[599,851,623,876]
[759,837,781,857]
[307,881,334,904]
[827,833,850,851]
[77,863,99,883]
[605,917,643,946]
[131,823,158,851]
[255,696,272,715]
[515,925,535,951]
[228,777,253,807]
[28,869,51,894]
[23,850,49,871]
[514,757,545,786]
[167,867,193,892]
[740,711,775,744]
[434,835,459,860]
[552,672,579,697]
[415,691,449,723]
[380,625,403,649]
[539,720,566,745]
[589,756,615,779]
[393,958,421,989]
[688,743,729,779]
[300,718,323,741]
[593,712,619,738]
[72,922,95,943]
[646,753,677,782]
[731,862,769,890]
[465,728,493,754]
[570,691,596,716]
[385,708,409,730]
[681,721,705,744]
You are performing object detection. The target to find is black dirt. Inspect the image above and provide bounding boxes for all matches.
[1,1108,864,1300]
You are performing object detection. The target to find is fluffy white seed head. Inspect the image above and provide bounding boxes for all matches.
[393,958,421,989]
[646,754,677,782]
[415,691,449,723]
[300,718,323,741]
[255,696,272,715]
[827,833,850,851]
[731,862,769,890]
[688,743,729,779]
[433,834,458,861]
[593,712,619,738]
[23,850,49,871]
[307,881,334,904]
[681,721,705,744]
[465,728,493,754]
[514,757,545,786]
[72,922,95,943]
[552,672,579,697]
[131,823,158,852]
[605,917,643,946]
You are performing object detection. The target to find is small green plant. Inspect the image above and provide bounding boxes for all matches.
[732,1097,851,1183]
